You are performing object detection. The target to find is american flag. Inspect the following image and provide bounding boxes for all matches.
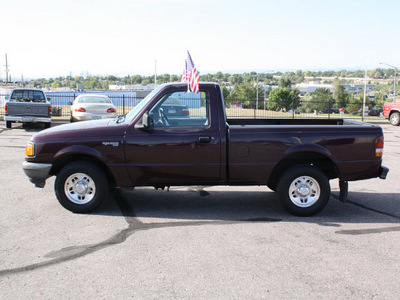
[181,59,188,83]
[187,51,199,93]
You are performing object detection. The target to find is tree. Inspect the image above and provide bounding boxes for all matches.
[346,94,361,114]
[278,76,292,89]
[230,81,260,100]
[268,88,300,111]
[215,72,224,81]
[221,85,234,107]
[170,75,179,82]
[374,92,386,107]
[308,88,333,112]
[332,81,348,108]
[295,70,304,83]
[51,81,61,89]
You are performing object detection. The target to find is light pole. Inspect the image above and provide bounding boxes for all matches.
[380,62,398,103]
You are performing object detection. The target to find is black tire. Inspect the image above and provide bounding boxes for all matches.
[44,122,51,129]
[55,161,109,213]
[390,112,400,126]
[276,165,330,216]
[6,121,12,129]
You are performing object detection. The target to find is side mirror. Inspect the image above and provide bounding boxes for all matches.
[68,102,72,105]
[47,97,51,101]
[134,112,153,131]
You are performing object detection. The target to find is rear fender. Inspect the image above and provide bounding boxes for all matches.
[282,144,332,159]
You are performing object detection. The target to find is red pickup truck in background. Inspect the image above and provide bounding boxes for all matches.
[22,82,389,216]
[383,102,400,126]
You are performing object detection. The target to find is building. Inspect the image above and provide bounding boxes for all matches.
[295,82,375,95]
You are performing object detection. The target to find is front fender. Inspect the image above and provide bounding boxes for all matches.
[54,145,103,160]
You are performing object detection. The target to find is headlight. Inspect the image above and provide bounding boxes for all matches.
[25,142,35,157]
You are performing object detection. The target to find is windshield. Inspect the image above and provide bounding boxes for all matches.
[125,85,165,122]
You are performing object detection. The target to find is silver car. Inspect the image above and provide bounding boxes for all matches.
[70,94,117,122]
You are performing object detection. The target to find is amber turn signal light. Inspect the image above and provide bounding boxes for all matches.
[375,136,384,158]
[25,142,35,157]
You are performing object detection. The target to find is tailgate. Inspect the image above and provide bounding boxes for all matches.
[7,102,50,117]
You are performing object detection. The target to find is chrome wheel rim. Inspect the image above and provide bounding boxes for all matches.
[64,173,96,205]
[391,114,399,125]
[288,176,320,208]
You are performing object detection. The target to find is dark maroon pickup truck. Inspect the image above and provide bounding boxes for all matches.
[22,82,389,216]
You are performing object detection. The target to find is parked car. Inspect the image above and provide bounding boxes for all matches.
[320,108,339,114]
[5,88,51,129]
[160,96,190,118]
[23,82,388,217]
[70,94,117,122]
[368,107,382,116]
[286,109,300,114]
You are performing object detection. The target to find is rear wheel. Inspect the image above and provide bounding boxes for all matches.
[44,122,51,129]
[276,165,330,216]
[55,161,109,213]
[6,121,12,128]
[390,112,400,126]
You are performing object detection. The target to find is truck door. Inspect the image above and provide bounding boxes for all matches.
[124,88,222,185]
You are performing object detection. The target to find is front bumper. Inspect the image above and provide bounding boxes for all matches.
[5,116,51,123]
[22,161,52,188]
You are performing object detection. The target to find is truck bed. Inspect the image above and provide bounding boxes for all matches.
[226,118,383,184]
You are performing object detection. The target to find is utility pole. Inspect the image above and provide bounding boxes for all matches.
[5,53,10,84]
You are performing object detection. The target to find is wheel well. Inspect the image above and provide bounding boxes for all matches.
[267,152,339,189]
[50,154,116,187]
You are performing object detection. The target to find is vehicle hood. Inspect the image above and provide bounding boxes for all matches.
[31,119,127,143]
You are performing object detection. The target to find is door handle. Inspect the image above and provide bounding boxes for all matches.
[198,136,212,143]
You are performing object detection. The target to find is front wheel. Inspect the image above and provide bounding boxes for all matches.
[390,112,400,126]
[276,166,330,216]
[55,161,109,213]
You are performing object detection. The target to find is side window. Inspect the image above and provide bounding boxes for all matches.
[149,90,209,128]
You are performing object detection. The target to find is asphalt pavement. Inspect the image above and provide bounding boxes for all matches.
[0,120,399,299]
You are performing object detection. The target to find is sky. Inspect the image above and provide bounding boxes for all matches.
[1,0,400,79]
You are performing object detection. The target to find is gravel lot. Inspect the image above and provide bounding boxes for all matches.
[0,120,399,299]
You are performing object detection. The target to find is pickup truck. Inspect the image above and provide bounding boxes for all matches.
[22,82,389,216]
[383,102,400,126]
[5,88,52,129]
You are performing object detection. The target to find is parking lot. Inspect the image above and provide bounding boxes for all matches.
[0,120,399,299]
